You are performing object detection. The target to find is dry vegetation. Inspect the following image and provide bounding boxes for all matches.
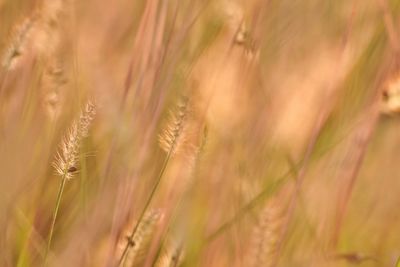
[1,0,400,266]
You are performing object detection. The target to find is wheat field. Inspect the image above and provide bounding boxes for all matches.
[1,0,400,266]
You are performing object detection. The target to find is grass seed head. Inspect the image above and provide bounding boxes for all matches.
[53,101,96,180]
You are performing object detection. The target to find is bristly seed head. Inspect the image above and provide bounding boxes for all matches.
[52,101,96,180]
[248,199,284,267]
[117,210,163,266]
[158,97,190,155]
[1,16,37,70]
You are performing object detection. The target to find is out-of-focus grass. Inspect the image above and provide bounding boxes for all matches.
[1,0,400,266]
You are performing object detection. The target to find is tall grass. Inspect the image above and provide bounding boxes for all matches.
[44,101,95,266]
[1,0,400,266]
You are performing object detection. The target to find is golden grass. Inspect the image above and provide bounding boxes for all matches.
[1,0,400,266]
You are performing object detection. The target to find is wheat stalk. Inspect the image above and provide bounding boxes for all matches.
[43,101,95,267]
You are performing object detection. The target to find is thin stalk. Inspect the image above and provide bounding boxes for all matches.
[149,182,188,267]
[205,175,288,243]
[117,150,172,266]
[205,117,337,245]
[43,175,67,267]
[149,126,208,267]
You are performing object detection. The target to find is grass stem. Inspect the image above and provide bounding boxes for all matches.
[117,150,172,266]
[43,175,67,267]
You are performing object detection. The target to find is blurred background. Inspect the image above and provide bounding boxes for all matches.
[1,0,400,266]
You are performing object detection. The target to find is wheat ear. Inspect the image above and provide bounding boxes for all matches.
[43,101,95,267]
